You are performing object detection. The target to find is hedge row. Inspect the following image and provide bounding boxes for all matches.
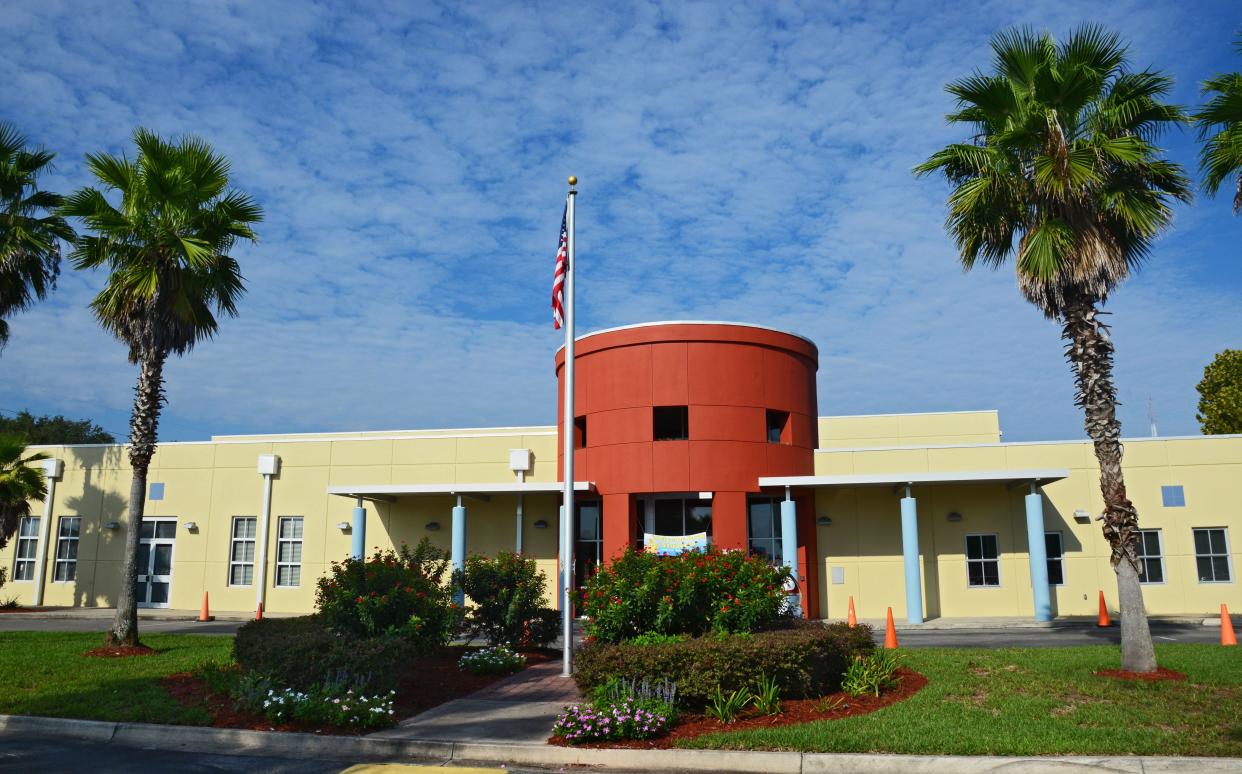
[574,621,874,708]
[233,615,412,692]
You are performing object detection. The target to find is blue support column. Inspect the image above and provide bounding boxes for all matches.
[452,497,467,606]
[1025,484,1052,621]
[351,499,366,560]
[780,488,801,617]
[900,487,924,624]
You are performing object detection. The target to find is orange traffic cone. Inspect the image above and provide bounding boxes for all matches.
[884,606,899,649]
[198,592,214,622]
[1097,591,1111,627]
[847,596,857,628]
[255,601,264,621]
[1221,604,1237,647]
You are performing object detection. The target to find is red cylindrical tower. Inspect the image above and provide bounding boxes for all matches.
[554,321,821,616]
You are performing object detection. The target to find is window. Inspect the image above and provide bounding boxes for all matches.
[1136,529,1164,584]
[1045,531,1064,586]
[54,516,81,582]
[1194,528,1231,583]
[573,416,587,449]
[12,516,39,581]
[747,496,783,562]
[229,516,257,586]
[965,533,1000,587]
[276,517,303,587]
[653,406,689,441]
[765,410,790,444]
[1161,485,1185,507]
[650,496,712,537]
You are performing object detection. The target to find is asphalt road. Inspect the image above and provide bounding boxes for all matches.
[0,737,562,773]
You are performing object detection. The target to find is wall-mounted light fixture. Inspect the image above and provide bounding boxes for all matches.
[182,521,198,531]
[103,522,120,530]
[947,512,963,522]
[816,516,833,526]
[336,521,351,531]
[1073,509,1092,523]
[425,521,441,532]
[533,519,549,530]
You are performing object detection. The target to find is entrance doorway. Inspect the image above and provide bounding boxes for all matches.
[573,500,602,592]
[137,518,177,608]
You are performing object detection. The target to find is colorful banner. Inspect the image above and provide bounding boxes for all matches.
[643,532,709,556]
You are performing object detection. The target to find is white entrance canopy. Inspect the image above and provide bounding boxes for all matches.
[758,468,1069,489]
[326,481,596,502]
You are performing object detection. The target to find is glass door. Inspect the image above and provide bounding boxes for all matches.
[137,518,177,608]
[574,501,602,592]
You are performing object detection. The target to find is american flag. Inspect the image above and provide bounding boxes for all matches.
[551,206,568,329]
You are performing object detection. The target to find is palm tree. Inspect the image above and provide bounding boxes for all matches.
[62,129,261,646]
[1194,35,1242,213]
[915,25,1191,672]
[0,122,75,350]
[0,435,48,588]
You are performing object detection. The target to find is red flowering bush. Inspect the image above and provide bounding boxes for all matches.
[315,538,458,652]
[579,547,791,643]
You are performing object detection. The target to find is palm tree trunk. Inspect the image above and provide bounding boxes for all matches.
[106,350,166,648]
[1062,296,1156,673]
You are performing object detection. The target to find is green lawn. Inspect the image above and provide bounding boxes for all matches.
[680,645,1242,757]
[0,632,232,725]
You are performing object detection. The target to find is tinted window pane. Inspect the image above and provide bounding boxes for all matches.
[654,499,682,535]
[1197,556,1213,582]
[1194,530,1211,555]
[155,521,176,539]
[1142,531,1160,556]
[1213,557,1231,582]
[1047,560,1064,585]
[983,563,999,586]
[966,535,981,559]
[137,544,150,576]
[1146,558,1164,584]
[1045,533,1062,559]
[149,582,169,604]
[967,563,984,586]
[152,544,172,575]
[653,406,688,440]
[20,517,39,537]
[136,580,148,602]
[140,521,155,539]
[981,535,999,559]
[578,511,598,541]
[1210,529,1227,554]
[749,501,774,540]
[687,501,712,535]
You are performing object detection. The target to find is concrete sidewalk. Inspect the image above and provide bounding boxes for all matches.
[858,615,1217,631]
[370,659,580,744]
[0,606,295,621]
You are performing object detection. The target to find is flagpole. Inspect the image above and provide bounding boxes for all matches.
[562,175,577,677]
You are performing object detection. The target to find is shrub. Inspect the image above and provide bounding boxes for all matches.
[627,632,686,647]
[575,621,874,709]
[842,649,901,697]
[459,645,525,675]
[553,697,674,743]
[578,547,791,643]
[705,685,750,724]
[233,615,413,692]
[456,551,557,647]
[315,538,458,650]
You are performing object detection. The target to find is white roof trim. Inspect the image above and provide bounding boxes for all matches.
[327,481,595,498]
[759,469,1070,488]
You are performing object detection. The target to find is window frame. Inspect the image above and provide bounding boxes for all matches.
[765,410,790,445]
[746,496,784,564]
[1044,530,1065,587]
[11,515,40,582]
[229,516,257,587]
[964,532,1001,588]
[275,516,304,588]
[1192,527,1232,584]
[1135,528,1166,585]
[53,516,81,583]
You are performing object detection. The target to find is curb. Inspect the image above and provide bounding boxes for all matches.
[3,714,1240,773]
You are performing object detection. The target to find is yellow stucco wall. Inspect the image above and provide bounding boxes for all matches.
[1,429,561,613]
[817,410,1001,449]
[3,415,1239,622]
[814,435,1242,620]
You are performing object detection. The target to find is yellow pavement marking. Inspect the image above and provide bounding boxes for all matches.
[340,766,503,773]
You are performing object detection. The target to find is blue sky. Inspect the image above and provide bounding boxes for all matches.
[1,0,1239,444]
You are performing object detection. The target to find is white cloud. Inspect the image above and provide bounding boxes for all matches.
[0,0,1239,443]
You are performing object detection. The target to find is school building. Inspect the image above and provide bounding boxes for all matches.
[3,321,1240,623]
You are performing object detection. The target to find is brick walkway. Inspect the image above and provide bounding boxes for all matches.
[369,658,581,744]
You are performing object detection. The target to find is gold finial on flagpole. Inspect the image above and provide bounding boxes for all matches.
[568,175,577,188]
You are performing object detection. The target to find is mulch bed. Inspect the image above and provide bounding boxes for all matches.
[550,667,928,749]
[161,646,555,735]
[1095,667,1187,682]
[84,645,157,658]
